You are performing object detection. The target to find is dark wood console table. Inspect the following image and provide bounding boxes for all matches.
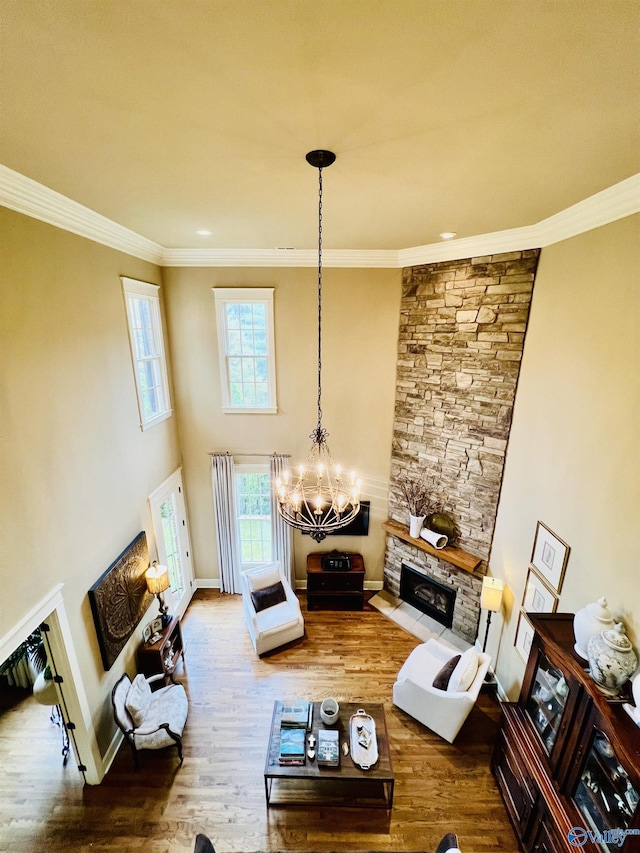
[306,553,365,611]
[136,615,185,683]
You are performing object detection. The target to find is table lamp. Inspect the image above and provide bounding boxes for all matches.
[145,562,171,627]
[481,576,504,653]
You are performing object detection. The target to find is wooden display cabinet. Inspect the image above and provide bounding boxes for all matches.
[136,615,185,683]
[306,553,365,611]
[492,614,640,852]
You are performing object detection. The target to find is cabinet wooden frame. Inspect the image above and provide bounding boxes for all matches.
[492,614,640,852]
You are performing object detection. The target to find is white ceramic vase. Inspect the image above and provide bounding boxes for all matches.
[409,514,425,538]
[587,622,638,697]
[573,596,614,660]
[420,527,448,549]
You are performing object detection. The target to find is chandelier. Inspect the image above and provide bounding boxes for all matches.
[276,150,361,542]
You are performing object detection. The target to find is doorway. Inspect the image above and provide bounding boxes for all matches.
[148,468,195,618]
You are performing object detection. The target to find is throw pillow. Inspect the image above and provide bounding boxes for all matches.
[448,646,479,692]
[246,562,281,592]
[250,581,287,613]
[432,654,461,690]
[125,673,152,727]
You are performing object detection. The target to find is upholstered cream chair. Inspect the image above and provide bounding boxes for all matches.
[241,562,304,656]
[393,638,490,744]
[112,672,188,768]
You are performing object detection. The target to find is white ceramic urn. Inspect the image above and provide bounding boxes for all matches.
[587,622,638,697]
[573,596,614,660]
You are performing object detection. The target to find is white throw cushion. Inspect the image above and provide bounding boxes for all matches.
[448,646,478,693]
[125,674,152,727]
[245,563,281,592]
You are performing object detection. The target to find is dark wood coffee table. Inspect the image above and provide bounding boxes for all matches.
[264,700,394,809]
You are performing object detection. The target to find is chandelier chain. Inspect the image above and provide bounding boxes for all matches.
[316,165,324,435]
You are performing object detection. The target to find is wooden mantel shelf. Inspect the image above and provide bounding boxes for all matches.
[382,518,482,574]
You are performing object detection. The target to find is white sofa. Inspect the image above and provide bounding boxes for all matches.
[241,562,305,656]
[393,637,490,744]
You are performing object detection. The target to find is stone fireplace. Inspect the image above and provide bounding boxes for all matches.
[400,563,455,628]
[384,250,540,643]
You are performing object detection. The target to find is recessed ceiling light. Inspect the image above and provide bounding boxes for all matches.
[439,231,457,240]
[196,229,212,237]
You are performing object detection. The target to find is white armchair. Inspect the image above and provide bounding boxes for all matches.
[112,673,188,769]
[393,638,490,744]
[241,562,304,656]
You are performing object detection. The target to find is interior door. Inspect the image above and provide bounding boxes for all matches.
[149,468,195,617]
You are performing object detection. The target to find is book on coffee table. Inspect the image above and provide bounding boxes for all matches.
[279,726,306,765]
[280,700,312,730]
[316,728,340,767]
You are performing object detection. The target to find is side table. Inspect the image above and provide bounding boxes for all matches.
[136,615,185,682]
[306,553,365,611]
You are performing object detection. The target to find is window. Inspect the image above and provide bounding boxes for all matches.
[122,277,172,430]
[235,465,272,568]
[213,288,277,413]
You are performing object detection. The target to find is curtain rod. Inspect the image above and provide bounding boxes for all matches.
[209,451,291,458]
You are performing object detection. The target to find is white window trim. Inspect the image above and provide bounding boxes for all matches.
[235,462,273,570]
[121,277,172,430]
[212,287,277,414]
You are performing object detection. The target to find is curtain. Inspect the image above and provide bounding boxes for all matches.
[211,453,241,594]
[270,454,294,586]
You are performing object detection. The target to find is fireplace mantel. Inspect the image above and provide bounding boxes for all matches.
[382,518,482,574]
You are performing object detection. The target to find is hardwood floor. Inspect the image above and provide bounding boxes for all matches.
[0,591,519,853]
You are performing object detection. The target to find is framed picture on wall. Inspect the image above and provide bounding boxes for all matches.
[522,567,558,614]
[515,610,535,663]
[530,521,570,595]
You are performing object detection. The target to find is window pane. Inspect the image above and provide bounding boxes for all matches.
[226,303,240,329]
[240,304,253,328]
[227,330,242,356]
[230,382,244,405]
[255,358,268,381]
[228,358,242,382]
[252,304,266,328]
[243,384,256,407]
[241,330,255,354]
[241,358,255,383]
[236,471,272,567]
[253,330,267,355]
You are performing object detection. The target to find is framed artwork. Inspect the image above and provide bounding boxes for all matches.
[88,531,153,670]
[515,610,535,663]
[522,567,558,614]
[530,521,570,595]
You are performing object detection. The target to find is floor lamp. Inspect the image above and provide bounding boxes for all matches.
[481,576,504,654]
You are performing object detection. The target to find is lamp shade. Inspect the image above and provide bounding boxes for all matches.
[481,576,504,612]
[145,563,169,595]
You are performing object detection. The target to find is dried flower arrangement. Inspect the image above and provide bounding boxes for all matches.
[399,478,432,517]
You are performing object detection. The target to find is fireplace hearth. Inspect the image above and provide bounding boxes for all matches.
[400,563,456,629]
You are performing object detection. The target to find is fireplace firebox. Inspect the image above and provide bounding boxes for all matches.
[400,563,456,629]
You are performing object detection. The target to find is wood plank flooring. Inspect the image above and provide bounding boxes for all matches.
[0,591,519,853]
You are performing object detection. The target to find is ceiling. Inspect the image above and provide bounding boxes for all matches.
[1,0,638,253]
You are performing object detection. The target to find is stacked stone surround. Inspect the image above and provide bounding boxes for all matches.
[384,249,540,643]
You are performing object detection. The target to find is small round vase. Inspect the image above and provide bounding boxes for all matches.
[587,622,638,697]
[573,597,614,660]
[409,514,425,538]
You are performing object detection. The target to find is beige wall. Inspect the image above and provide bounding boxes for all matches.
[162,266,402,584]
[489,215,640,699]
[1,208,181,755]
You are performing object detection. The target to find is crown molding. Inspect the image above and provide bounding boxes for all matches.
[0,166,163,264]
[160,247,399,267]
[2,165,638,269]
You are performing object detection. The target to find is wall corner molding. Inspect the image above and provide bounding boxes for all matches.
[0,165,163,264]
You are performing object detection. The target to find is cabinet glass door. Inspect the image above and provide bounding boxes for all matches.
[524,652,570,755]
[573,730,639,851]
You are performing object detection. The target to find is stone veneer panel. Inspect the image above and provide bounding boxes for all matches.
[384,250,540,642]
